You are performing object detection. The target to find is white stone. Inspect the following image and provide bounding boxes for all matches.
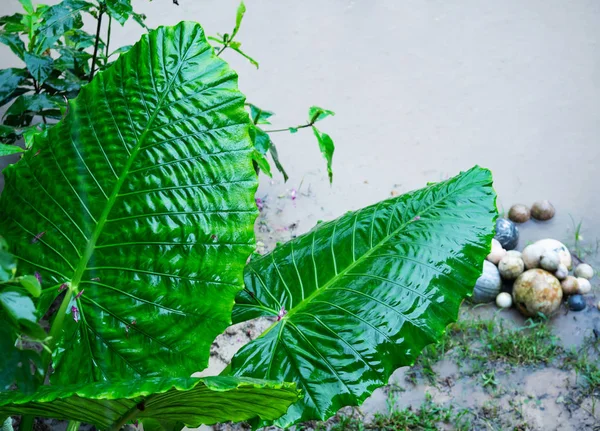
[574,263,594,280]
[554,264,568,280]
[506,250,522,259]
[496,292,513,309]
[540,250,560,272]
[486,239,506,265]
[533,239,572,269]
[522,244,543,269]
[577,277,592,294]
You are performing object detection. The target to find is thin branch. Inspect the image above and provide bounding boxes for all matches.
[89,5,105,82]
[263,123,314,134]
[105,15,113,60]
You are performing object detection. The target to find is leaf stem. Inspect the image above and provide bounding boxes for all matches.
[90,5,105,82]
[263,123,313,134]
[66,421,81,431]
[19,416,33,431]
[42,288,74,383]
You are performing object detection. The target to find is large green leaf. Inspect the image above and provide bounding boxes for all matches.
[228,166,497,427]
[0,22,258,384]
[0,376,300,429]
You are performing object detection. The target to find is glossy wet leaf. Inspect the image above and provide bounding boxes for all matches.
[105,0,133,25]
[0,68,29,107]
[0,33,26,60]
[0,376,300,429]
[0,22,257,384]
[0,288,46,340]
[229,166,497,427]
[0,248,17,282]
[312,126,334,183]
[24,52,54,85]
[0,144,24,157]
[248,104,274,125]
[35,1,86,54]
[3,94,64,126]
[18,275,41,298]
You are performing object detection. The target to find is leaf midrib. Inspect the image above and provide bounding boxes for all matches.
[69,41,199,290]
[282,178,483,320]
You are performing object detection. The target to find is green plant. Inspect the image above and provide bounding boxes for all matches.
[0,0,150,151]
[0,0,337,183]
[0,20,497,431]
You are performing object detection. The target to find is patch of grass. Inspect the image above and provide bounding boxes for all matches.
[485,319,562,365]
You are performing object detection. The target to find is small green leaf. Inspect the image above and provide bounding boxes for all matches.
[0,377,300,429]
[0,144,24,157]
[108,44,133,58]
[0,248,17,282]
[35,1,85,54]
[230,45,259,69]
[312,126,335,183]
[269,143,289,182]
[249,126,272,154]
[289,127,299,134]
[105,0,133,25]
[18,0,35,14]
[309,106,335,123]
[18,275,42,298]
[3,94,64,126]
[0,32,26,59]
[0,288,45,340]
[252,149,272,178]
[0,68,29,107]
[248,104,274,125]
[24,52,54,85]
[232,1,246,39]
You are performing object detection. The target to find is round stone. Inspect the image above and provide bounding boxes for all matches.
[577,277,592,295]
[494,218,519,250]
[567,295,586,312]
[486,239,506,265]
[508,204,531,223]
[561,276,579,295]
[531,200,556,221]
[555,264,569,280]
[522,244,543,269]
[472,261,502,303]
[534,239,572,269]
[496,292,513,309]
[574,263,594,280]
[540,250,560,272]
[498,254,525,280]
[512,269,563,317]
[507,250,522,259]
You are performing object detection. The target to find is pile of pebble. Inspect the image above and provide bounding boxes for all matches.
[473,200,598,317]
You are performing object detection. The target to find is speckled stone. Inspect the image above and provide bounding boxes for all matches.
[534,239,572,269]
[498,254,524,280]
[508,204,531,223]
[513,269,563,317]
[494,218,519,250]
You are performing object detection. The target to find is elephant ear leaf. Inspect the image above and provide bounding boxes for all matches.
[0,22,258,384]
[228,166,497,427]
[0,376,300,430]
